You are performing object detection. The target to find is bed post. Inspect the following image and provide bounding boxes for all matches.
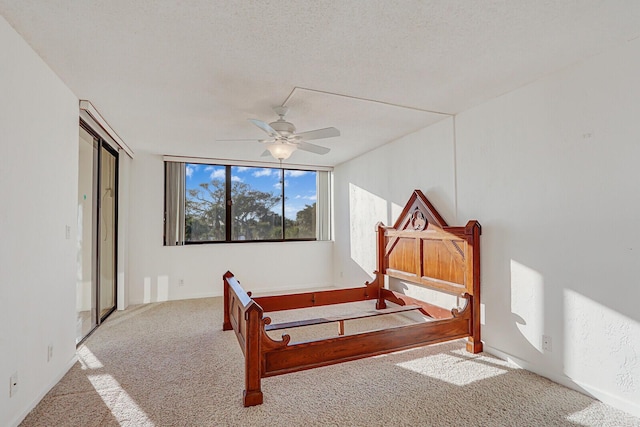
[465,220,483,354]
[222,271,232,331]
[375,222,387,310]
[243,303,264,406]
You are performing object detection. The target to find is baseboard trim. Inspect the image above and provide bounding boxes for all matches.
[484,345,640,418]
[8,355,79,427]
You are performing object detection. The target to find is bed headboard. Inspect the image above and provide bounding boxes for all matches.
[376,190,481,299]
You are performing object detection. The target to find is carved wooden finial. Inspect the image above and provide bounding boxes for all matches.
[394,190,448,230]
[410,208,428,230]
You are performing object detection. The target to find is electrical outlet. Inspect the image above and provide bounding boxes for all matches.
[48,343,54,362]
[542,335,552,352]
[178,279,184,287]
[10,372,18,397]
[65,225,71,240]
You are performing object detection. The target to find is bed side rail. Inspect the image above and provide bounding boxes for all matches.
[253,276,381,312]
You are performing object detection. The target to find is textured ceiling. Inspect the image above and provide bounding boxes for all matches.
[1,1,639,166]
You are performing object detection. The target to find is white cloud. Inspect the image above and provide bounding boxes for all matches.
[284,202,314,219]
[231,175,243,182]
[284,170,308,178]
[210,169,225,180]
[186,165,195,178]
[253,168,273,177]
[204,166,215,172]
[235,166,250,173]
[292,193,316,201]
[284,205,299,219]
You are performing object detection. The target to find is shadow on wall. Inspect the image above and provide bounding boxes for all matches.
[497,233,639,410]
[509,259,549,360]
[481,222,571,391]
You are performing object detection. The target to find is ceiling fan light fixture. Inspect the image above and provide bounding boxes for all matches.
[248,107,337,160]
[266,142,297,160]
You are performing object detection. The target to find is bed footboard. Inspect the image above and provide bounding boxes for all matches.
[222,271,382,406]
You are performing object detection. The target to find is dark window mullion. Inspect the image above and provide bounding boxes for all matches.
[281,168,285,240]
[225,166,232,242]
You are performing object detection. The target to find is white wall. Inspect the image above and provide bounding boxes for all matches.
[455,38,640,415]
[77,128,94,312]
[127,151,334,304]
[333,38,640,416]
[0,16,80,427]
[118,154,132,310]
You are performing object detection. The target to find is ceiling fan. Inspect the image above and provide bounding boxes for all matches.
[248,106,340,161]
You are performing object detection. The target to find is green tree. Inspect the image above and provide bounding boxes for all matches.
[286,203,315,239]
[185,179,226,241]
[231,181,281,240]
[186,178,283,241]
[297,203,316,235]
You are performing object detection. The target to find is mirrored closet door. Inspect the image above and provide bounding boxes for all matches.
[76,123,118,344]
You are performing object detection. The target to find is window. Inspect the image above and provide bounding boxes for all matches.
[185,164,226,242]
[165,161,330,244]
[230,166,284,241]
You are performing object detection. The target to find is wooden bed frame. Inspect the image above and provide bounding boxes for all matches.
[223,190,482,406]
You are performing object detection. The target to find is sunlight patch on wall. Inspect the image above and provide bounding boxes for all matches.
[396,353,507,386]
[141,275,178,303]
[88,374,154,425]
[564,289,639,395]
[349,183,388,276]
[510,259,544,351]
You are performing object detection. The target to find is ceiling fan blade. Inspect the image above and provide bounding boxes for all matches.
[295,127,340,141]
[249,119,279,138]
[296,141,330,155]
[216,138,259,142]
[260,149,271,157]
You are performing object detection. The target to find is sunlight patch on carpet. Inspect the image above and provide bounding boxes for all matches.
[77,346,104,369]
[396,353,507,386]
[88,374,154,425]
[565,402,633,426]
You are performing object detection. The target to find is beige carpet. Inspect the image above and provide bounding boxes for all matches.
[21,297,640,427]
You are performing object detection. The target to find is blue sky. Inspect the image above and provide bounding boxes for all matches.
[185,164,316,219]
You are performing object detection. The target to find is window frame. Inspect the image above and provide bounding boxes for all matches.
[164,158,331,245]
